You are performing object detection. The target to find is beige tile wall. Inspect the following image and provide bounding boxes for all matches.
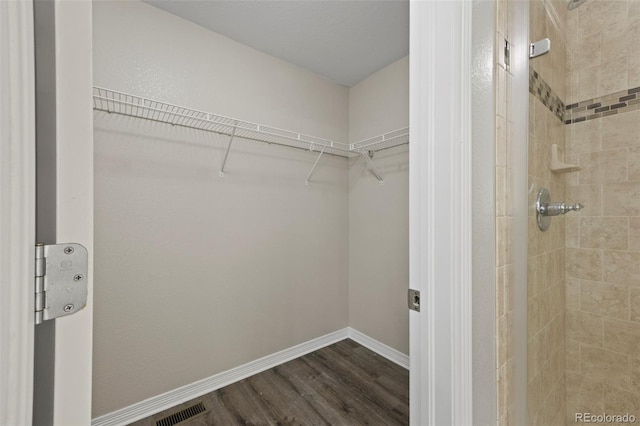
[565,1,640,424]
[528,1,567,425]
[566,0,640,105]
[496,0,515,424]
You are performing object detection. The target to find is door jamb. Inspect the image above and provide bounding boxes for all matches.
[0,1,36,424]
[409,1,473,424]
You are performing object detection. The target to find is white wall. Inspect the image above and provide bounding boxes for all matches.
[93,2,348,141]
[348,56,409,354]
[92,1,349,417]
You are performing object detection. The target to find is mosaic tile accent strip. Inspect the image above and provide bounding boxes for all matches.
[529,67,565,122]
[529,65,640,125]
[564,86,640,123]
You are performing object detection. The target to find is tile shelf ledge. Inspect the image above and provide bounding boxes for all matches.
[550,144,581,173]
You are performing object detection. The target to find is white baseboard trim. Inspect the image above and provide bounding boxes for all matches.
[346,327,409,370]
[91,328,348,426]
[92,327,409,426]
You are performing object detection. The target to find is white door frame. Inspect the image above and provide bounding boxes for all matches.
[409,1,473,424]
[0,1,93,424]
[1,0,479,424]
[0,1,36,424]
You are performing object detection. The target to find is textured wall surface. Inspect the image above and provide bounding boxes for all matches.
[348,56,409,354]
[93,1,350,417]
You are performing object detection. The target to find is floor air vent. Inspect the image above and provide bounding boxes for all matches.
[155,401,207,426]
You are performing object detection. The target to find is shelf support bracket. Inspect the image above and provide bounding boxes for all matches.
[219,126,237,177]
[305,145,326,185]
[359,150,384,183]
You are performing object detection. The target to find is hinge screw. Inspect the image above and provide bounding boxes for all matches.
[64,246,74,255]
[73,274,83,282]
[63,304,74,312]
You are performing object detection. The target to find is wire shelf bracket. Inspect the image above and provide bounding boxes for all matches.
[219,125,237,178]
[358,149,385,183]
[304,145,327,185]
[92,87,409,184]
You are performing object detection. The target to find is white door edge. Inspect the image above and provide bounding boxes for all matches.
[0,1,36,424]
[409,1,473,424]
[51,1,94,424]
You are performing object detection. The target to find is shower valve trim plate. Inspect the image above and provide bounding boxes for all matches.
[536,187,584,231]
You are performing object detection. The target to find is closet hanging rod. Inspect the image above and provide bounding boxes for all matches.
[92,86,351,156]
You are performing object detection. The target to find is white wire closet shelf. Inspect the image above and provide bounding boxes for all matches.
[350,127,410,153]
[93,87,409,183]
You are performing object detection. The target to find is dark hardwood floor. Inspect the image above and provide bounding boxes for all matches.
[130,339,409,426]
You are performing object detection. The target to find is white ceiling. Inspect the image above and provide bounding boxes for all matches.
[143,0,409,87]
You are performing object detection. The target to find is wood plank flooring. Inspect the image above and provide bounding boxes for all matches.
[129,339,409,426]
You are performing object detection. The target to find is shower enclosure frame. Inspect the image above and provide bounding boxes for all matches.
[511,1,532,424]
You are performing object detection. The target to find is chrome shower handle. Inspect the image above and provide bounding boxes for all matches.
[536,188,584,231]
[565,202,584,213]
[539,202,584,217]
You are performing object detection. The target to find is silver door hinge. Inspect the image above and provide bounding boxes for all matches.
[504,39,510,69]
[35,243,88,325]
[408,289,420,312]
[498,36,510,70]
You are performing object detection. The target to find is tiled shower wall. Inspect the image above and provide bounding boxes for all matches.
[496,0,515,423]
[564,0,640,422]
[528,1,567,425]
